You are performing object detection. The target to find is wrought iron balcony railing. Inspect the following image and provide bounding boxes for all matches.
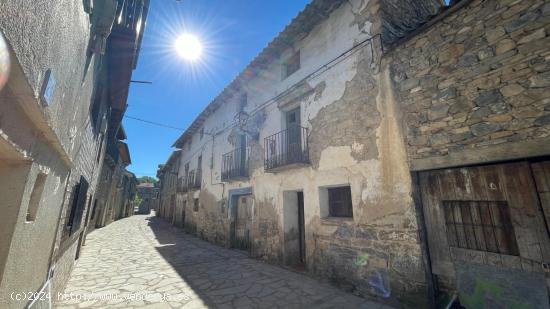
[264,126,309,171]
[177,177,188,193]
[222,147,249,181]
[187,169,202,189]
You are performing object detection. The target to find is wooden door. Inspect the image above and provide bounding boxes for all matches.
[285,107,301,163]
[233,195,252,250]
[419,162,550,307]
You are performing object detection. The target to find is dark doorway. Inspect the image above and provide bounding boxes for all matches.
[297,191,305,264]
[181,200,186,228]
[283,190,306,268]
[231,194,253,251]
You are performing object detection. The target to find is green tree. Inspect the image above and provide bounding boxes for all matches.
[137,176,158,185]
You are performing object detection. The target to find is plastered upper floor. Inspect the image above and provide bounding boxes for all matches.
[160,0,550,306]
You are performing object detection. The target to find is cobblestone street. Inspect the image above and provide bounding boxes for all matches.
[55,214,390,309]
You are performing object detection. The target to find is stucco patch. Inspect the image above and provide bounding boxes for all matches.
[318,146,358,170]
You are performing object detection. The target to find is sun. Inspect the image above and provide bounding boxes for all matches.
[175,34,203,61]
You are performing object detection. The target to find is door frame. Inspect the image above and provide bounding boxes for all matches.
[414,158,550,307]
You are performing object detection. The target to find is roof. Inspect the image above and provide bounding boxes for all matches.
[117,141,131,165]
[172,0,346,148]
[116,125,127,140]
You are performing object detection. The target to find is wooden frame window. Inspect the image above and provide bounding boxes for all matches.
[328,186,353,218]
[283,50,300,78]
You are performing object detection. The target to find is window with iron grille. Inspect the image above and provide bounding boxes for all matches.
[442,201,519,256]
[328,186,353,218]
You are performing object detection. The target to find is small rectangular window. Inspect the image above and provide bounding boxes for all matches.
[26,173,47,222]
[193,198,199,212]
[284,50,300,78]
[328,186,353,218]
[200,128,204,140]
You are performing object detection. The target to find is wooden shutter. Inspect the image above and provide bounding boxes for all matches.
[70,176,89,235]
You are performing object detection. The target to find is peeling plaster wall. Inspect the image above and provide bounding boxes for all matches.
[168,0,441,306]
[0,1,106,307]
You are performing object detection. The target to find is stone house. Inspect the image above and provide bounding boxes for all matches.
[136,182,159,214]
[157,151,182,225]
[159,0,550,307]
[0,0,149,308]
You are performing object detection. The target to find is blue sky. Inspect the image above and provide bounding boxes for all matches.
[124,0,311,178]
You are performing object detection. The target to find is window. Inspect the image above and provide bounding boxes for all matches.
[240,93,248,109]
[66,176,89,236]
[200,127,204,140]
[284,50,300,78]
[193,198,199,212]
[96,133,104,163]
[26,173,47,222]
[328,186,353,218]
[40,69,56,106]
[90,85,104,133]
[442,201,519,256]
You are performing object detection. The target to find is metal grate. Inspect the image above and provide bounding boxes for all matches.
[264,126,309,170]
[442,201,519,256]
[328,186,353,218]
[222,147,249,181]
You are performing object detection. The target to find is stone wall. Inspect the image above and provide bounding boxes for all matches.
[387,0,550,171]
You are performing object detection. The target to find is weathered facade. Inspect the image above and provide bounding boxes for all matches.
[157,151,182,226]
[158,0,550,307]
[88,126,137,231]
[0,0,148,308]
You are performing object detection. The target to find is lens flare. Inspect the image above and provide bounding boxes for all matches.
[0,33,10,91]
[175,33,202,61]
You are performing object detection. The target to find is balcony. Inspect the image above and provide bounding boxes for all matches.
[187,170,202,190]
[222,147,249,181]
[264,126,309,171]
[113,0,148,39]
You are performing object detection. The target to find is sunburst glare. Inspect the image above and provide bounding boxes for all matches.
[175,33,202,61]
[132,0,236,94]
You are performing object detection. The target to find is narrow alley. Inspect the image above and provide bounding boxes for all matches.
[55,214,389,309]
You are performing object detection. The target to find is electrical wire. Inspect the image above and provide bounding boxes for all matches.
[124,115,186,131]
